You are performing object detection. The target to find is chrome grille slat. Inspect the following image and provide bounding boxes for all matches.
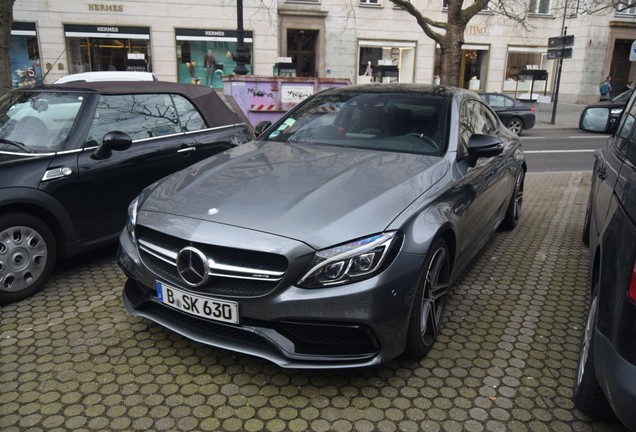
[136,226,288,297]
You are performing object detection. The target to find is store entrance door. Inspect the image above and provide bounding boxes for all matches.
[287,30,318,77]
[610,39,633,94]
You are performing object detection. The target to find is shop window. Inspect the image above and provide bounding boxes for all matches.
[360,0,380,6]
[10,25,41,87]
[66,37,151,74]
[176,40,252,88]
[358,43,415,84]
[529,0,551,15]
[504,49,553,94]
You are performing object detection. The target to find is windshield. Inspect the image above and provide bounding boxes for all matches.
[613,89,634,103]
[0,91,86,153]
[264,92,448,156]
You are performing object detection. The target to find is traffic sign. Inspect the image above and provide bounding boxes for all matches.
[548,35,574,48]
[547,47,573,60]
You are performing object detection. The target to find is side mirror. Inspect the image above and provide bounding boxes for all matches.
[254,120,272,137]
[466,134,504,159]
[92,131,132,160]
[579,107,611,133]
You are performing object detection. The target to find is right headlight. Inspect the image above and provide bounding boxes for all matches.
[125,182,158,244]
[297,232,402,288]
[126,196,140,243]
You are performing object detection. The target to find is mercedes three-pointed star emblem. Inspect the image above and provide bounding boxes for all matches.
[176,246,210,286]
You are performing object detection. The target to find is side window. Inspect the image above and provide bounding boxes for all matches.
[86,93,179,144]
[172,95,207,132]
[489,95,505,108]
[458,100,497,157]
[617,99,636,163]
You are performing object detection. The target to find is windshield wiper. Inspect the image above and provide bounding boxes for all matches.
[0,138,35,153]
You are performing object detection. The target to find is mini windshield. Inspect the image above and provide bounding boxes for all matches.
[0,91,86,153]
[265,92,448,156]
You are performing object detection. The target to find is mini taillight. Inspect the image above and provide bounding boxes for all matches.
[531,106,535,113]
[629,260,636,303]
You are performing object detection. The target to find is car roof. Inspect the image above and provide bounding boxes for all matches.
[19,81,244,129]
[322,83,463,97]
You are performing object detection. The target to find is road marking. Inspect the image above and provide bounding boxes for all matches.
[524,149,596,154]
[567,135,608,139]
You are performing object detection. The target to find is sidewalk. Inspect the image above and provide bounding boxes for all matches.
[532,101,586,129]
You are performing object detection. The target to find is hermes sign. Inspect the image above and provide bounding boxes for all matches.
[88,4,124,12]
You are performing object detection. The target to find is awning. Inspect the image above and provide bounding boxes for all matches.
[175,28,253,43]
[64,24,150,40]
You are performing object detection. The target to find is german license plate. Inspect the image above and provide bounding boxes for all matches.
[156,281,239,324]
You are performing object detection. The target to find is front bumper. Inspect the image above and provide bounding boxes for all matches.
[118,228,425,369]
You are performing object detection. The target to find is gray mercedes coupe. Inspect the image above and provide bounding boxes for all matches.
[118,84,527,369]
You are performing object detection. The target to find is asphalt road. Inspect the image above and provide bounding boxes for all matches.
[521,129,608,172]
[0,172,630,432]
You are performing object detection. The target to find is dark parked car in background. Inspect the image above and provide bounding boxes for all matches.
[575,90,636,431]
[579,89,634,134]
[119,84,527,369]
[479,92,535,135]
[0,81,252,305]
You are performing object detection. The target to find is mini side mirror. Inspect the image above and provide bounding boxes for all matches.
[254,120,272,137]
[92,131,132,160]
[466,134,504,159]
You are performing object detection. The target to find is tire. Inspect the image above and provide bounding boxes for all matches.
[506,117,524,135]
[404,238,451,358]
[573,284,615,421]
[0,212,57,305]
[501,170,525,230]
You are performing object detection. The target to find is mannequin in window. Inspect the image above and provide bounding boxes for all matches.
[187,59,200,84]
[204,50,216,87]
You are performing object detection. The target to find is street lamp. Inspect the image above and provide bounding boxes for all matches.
[232,0,250,75]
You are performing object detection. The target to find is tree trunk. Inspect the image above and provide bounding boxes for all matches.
[0,0,16,96]
[439,22,465,87]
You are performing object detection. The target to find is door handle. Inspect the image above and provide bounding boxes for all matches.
[596,166,607,180]
[177,146,196,154]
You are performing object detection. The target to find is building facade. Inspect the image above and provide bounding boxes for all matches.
[9,0,636,103]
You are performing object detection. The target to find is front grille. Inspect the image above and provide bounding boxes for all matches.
[137,226,288,297]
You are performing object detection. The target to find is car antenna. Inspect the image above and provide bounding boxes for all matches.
[36,47,68,87]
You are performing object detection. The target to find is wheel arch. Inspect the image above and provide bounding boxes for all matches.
[0,188,78,258]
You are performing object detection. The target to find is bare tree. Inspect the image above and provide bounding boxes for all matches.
[577,0,636,14]
[0,0,16,96]
[388,0,538,86]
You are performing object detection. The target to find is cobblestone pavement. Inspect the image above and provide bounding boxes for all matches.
[0,172,630,432]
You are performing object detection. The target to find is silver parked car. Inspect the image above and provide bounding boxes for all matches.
[118,84,527,369]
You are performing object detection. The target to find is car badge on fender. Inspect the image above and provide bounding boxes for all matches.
[176,247,210,286]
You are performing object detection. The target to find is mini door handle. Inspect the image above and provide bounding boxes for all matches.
[177,146,196,154]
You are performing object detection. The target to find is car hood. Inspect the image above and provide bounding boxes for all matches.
[140,141,447,249]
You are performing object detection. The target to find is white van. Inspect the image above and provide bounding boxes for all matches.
[54,71,157,84]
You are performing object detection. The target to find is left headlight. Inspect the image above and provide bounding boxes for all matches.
[297,232,402,288]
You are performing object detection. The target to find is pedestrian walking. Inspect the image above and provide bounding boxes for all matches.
[599,76,612,101]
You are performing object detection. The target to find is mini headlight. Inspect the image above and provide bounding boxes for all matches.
[297,232,401,288]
